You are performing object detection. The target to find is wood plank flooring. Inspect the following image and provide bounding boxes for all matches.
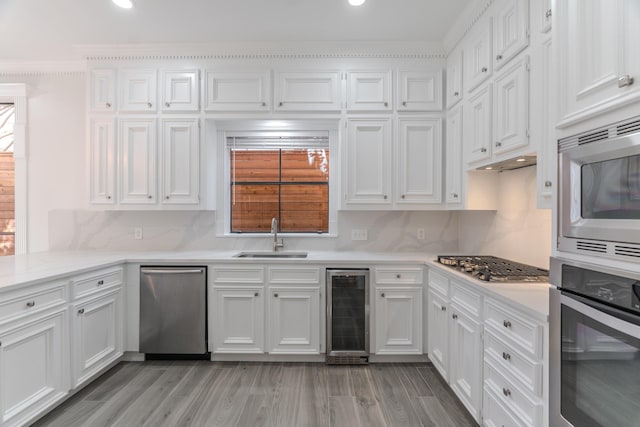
[33,362,479,427]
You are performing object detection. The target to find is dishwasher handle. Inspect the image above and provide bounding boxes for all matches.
[141,268,204,275]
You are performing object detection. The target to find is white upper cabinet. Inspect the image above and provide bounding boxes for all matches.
[347,71,392,112]
[161,118,200,205]
[465,83,493,165]
[493,55,530,156]
[445,105,463,205]
[119,69,157,112]
[274,71,342,111]
[89,69,116,113]
[493,0,530,71]
[118,118,157,204]
[466,19,493,92]
[89,118,116,205]
[161,69,199,112]
[395,118,442,205]
[446,51,464,109]
[204,70,271,112]
[537,0,553,33]
[557,0,640,128]
[344,118,392,206]
[397,70,443,111]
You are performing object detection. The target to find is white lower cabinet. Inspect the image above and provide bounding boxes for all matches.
[267,286,320,354]
[0,308,68,427]
[71,288,123,389]
[427,289,449,378]
[375,287,423,354]
[211,286,265,354]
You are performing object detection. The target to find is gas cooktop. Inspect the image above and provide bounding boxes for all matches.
[437,255,549,283]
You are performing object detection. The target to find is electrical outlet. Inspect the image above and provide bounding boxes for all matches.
[351,229,368,241]
[134,227,143,240]
[417,228,425,240]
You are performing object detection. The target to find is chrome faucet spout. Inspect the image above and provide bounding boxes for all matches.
[271,217,284,252]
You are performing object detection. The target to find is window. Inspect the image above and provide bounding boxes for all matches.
[0,104,14,255]
[228,133,330,234]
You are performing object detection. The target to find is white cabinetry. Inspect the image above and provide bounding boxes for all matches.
[89,118,116,205]
[161,70,199,112]
[465,21,493,92]
[274,71,342,111]
[88,69,116,113]
[427,270,450,379]
[557,0,640,128]
[395,118,442,205]
[537,0,553,33]
[118,118,157,204]
[347,71,392,112]
[446,51,464,109]
[119,69,157,112]
[465,83,493,164]
[493,0,530,71]
[397,70,443,111]
[493,55,530,157]
[161,118,200,205]
[445,105,463,206]
[374,267,423,355]
[204,71,271,112]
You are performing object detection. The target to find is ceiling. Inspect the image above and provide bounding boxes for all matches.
[0,0,472,61]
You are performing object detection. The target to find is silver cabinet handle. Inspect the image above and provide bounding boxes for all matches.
[383,195,388,200]
[503,320,512,328]
[618,75,634,88]
[441,306,446,311]
[402,101,407,106]
[502,352,511,361]
[496,55,503,60]
[544,180,552,188]
[278,102,283,107]
[106,102,111,108]
[396,274,401,279]
[165,196,170,200]
[165,102,170,107]
[147,195,152,199]
[451,193,459,198]
[78,308,85,314]
[495,141,502,147]
[381,293,385,297]
[147,102,152,108]
[97,280,104,285]
[141,268,204,275]
[401,195,405,199]
[274,293,279,298]
[261,102,266,107]
[502,388,511,397]
[26,301,35,308]
[481,67,488,73]
[454,91,459,97]
[480,147,487,153]
[452,313,458,320]
[107,195,112,200]
[384,102,388,107]
[545,9,552,18]
[254,292,259,297]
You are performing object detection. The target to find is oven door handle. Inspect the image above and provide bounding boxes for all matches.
[561,290,640,329]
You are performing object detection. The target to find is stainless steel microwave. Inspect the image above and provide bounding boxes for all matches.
[558,117,640,261]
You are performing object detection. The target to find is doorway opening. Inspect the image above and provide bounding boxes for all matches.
[0,104,15,255]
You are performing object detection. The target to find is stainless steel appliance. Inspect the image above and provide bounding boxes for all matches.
[140,266,207,356]
[326,269,369,364]
[436,255,549,282]
[550,257,640,427]
[558,116,640,261]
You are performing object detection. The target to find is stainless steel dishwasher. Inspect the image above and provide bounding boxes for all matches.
[140,266,207,356]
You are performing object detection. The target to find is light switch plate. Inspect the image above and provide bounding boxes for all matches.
[351,229,368,240]
[134,227,143,240]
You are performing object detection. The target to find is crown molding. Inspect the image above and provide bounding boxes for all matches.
[442,0,495,55]
[76,41,446,61]
[0,61,85,76]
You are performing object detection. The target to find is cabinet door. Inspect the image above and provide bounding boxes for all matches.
[466,20,493,92]
[445,105,463,205]
[211,287,264,353]
[465,83,492,165]
[398,70,443,111]
[427,290,449,380]
[446,52,464,109]
[267,287,320,354]
[344,118,392,206]
[89,118,116,205]
[119,119,157,204]
[204,71,271,112]
[72,289,122,388]
[161,69,199,112]
[0,310,68,427]
[161,119,199,205]
[536,37,555,208]
[557,0,640,127]
[274,71,341,111]
[347,71,392,112]
[493,0,530,71]
[449,307,482,421]
[396,118,442,205]
[375,287,422,354]
[88,69,115,113]
[493,55,530,156]
[119,69,157,112]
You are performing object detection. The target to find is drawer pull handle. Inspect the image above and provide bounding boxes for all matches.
[480,147,487,153]
[502,387,511,397]
[481,67,488,73]
[165,102,170,107]
[381,293,385,298]
[78,308,85,314]
[279,102,283,107]
[502,352,511,361]
[402,101,407,106]
[452,313,458,320]
[503,320,512,328]
[254,292,259,297]
[396,274,401,279]
[274,293,279,298]
[97,280,104,285]
[441,306,446,311]
[26,301,36,308]
[454,91,459,97]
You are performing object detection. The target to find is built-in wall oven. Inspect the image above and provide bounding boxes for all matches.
[326,269,369,364]
[558,116,640,261]
[550,257,640,427]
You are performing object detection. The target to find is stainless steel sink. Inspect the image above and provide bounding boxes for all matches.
[233,251,308,259]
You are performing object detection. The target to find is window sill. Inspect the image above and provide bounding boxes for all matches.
[219,232,337,238]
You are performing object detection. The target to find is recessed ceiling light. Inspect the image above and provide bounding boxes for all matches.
[112,0,133,9]
[349,0,366,6]
[485,167,493,170]
[516,158,526,162]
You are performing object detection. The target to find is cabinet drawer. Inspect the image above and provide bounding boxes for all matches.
[483,385,527,427]
[268,267,320,284]
[72,268,123,300]
[450,281,482,319]
[428,269,448,296]
[484,357,543,427]
[484,328,543,396]
[484,299,543,358]
[375,267,423,285]
[0,282,67,324]
[212,266,264,284]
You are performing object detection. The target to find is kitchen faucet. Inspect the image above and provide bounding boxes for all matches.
[271,217,284,252]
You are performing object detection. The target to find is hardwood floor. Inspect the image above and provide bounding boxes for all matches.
[33,362,479,427]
